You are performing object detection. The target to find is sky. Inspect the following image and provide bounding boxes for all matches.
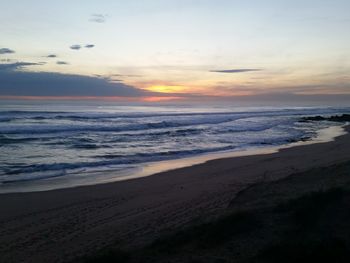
[0,0,350,103]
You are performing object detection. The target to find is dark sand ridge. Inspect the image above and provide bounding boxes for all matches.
[0,126,349,263]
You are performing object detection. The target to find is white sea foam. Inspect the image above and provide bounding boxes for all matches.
[0,105,349,192]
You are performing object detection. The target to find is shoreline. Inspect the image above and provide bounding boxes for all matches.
[0,125,349,262]
[0,123,346,194]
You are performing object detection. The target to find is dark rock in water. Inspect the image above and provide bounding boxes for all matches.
[301,114,350,122]
[287,136,311,143]
[302,115,326,121]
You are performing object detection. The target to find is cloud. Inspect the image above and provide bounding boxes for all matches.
[185,92,350,106]
[110,74,142,77]
[89,14,107,23]
[0,62,43,71]
[0,48,15,54]
[278,83,350,95]
[209,69,262,73]
[0,69,154,97]
[210,81,350,101]
[47,54,57,58]
[70,45,82,50]
[70,44,95,50]
[56,61,69,65]
[0,58,14,62]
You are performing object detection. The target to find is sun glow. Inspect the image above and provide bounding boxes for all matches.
[146,85,186,93]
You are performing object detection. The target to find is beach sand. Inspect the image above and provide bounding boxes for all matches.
[0,126,349,263]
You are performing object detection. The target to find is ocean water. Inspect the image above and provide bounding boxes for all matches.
[0,104,349,188]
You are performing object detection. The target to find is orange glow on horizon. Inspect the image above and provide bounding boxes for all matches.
[0,95,183,102]
[142,96,182,102]
[0,96,139,101]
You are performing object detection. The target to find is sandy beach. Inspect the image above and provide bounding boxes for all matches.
[0,126,349,263]
[2,1,350,261]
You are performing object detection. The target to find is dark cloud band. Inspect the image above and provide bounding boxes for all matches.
[0,63,152,97]
[70,45,82,50]
[210,69,262,73]
[0,48,15,54]
[56,61,69,65]
[89,14,107,23]
[0,62,43,71]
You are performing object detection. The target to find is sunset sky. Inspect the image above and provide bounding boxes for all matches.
[0,0,349,103]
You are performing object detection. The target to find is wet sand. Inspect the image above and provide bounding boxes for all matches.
[1,125,345,194]
[0,126,349,263]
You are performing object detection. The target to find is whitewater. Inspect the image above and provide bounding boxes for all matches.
[0,104,349,190]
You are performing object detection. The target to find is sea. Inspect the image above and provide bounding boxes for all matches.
[0,103,349,192]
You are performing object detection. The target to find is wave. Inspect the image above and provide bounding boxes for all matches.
[0,107,347,123]
[0,115,249,135]
[2,107,342,135]
[0,118,294,137]
[1,106,349,186]
[0,145,238,183]
[0,135,39,145]
[0,116,312,147]
[0,131,305,184]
